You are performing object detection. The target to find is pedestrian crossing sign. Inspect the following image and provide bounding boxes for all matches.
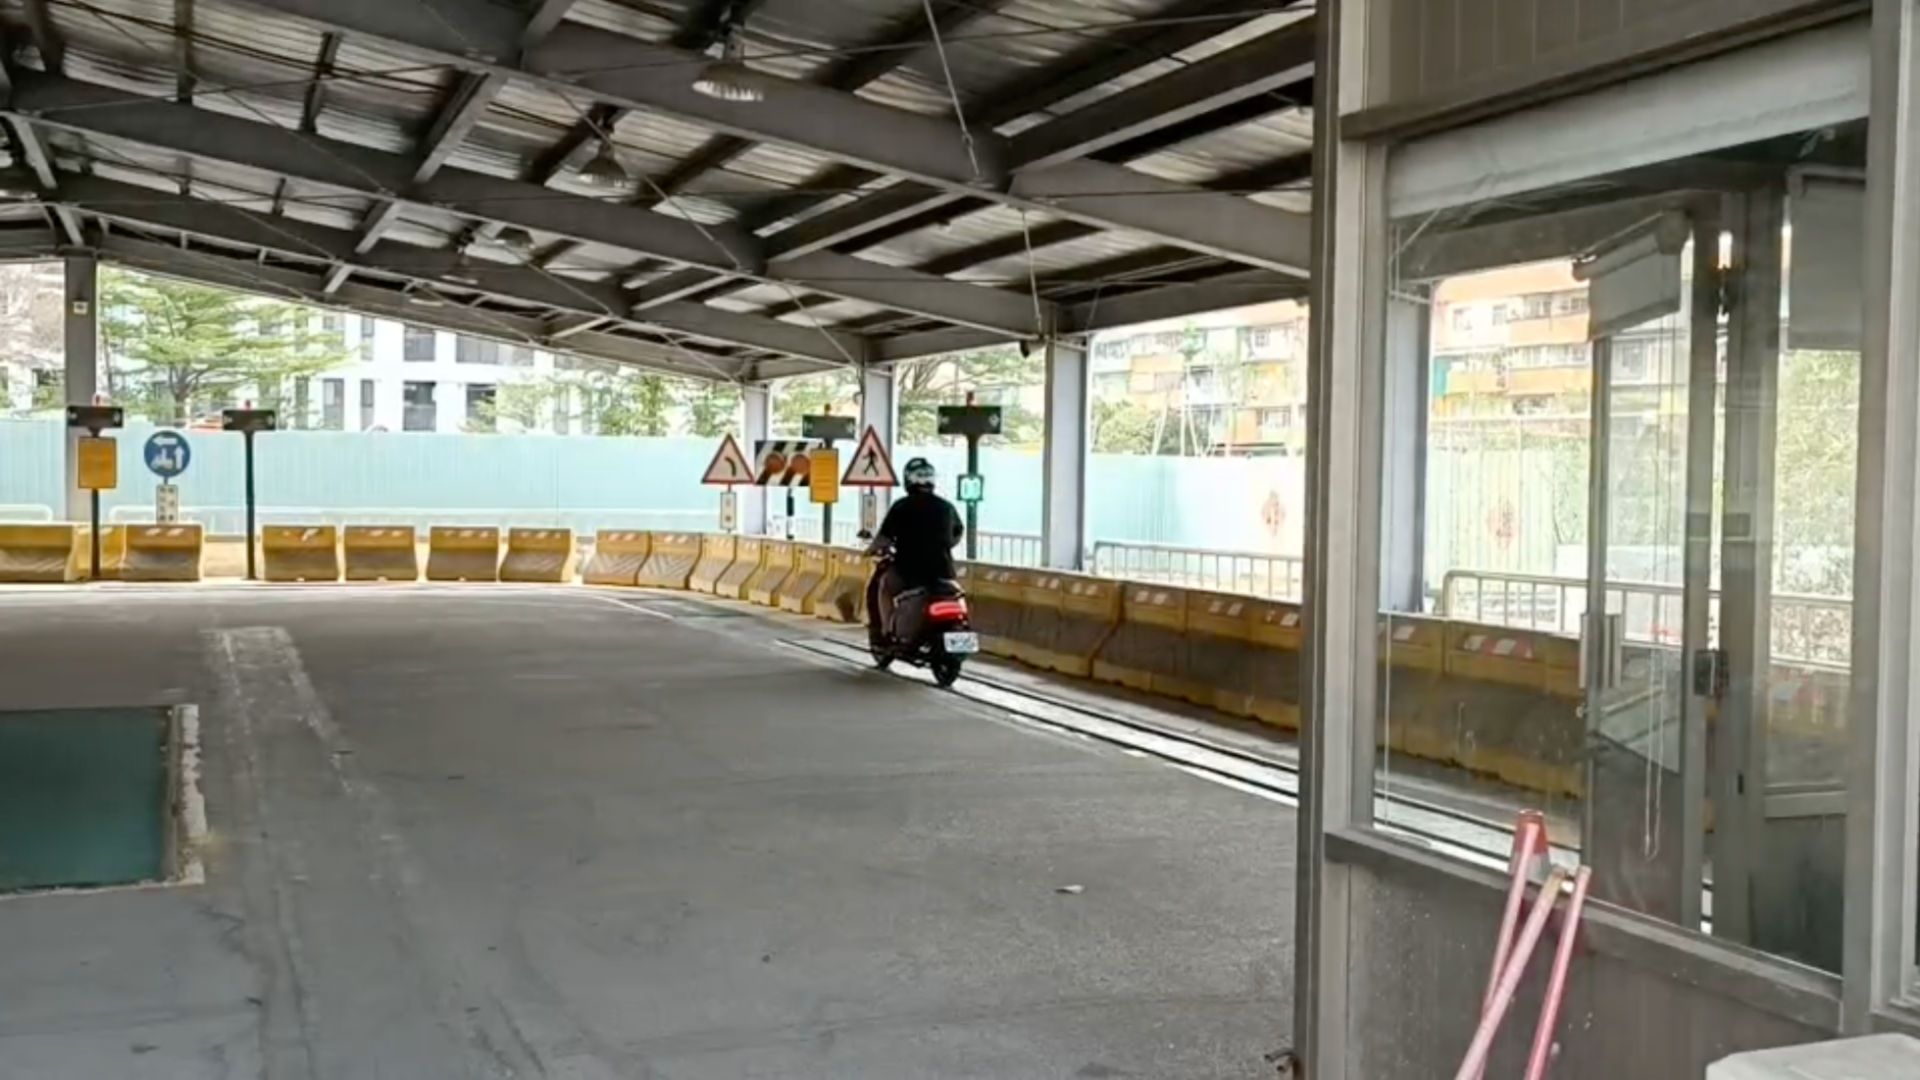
[840,426,898,488]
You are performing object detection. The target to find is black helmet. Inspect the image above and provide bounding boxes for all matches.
[903,457,937,490]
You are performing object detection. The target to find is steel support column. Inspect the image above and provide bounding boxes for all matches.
[1040,336,1089,570]
[859,365,895,455]
[1845,0,1920,1033]
[1716,186,1785,952]
[741,385,770,537]
[1296,0,1388,1072]
[62,253,96,522]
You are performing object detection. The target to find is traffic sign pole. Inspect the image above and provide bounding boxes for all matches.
[68,405,124,583]
[964,436,979,560]
[819,437,837,544]
[223,408,277,582]
[245,430,257,580]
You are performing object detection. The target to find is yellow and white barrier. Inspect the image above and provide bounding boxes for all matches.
[0,524,80,582]
[635,531,700,589]
[500,528,574,583]
[776,544,831,614]
[812,548,872,623]
[744,540,794,606]
[73,525,129,581]
[262,525,341,583]
[122,524,204,582]
[343,526,419,581]
[583,530,649,586]
[687,534,737,594]
[714,537,764,599]
[425,526,500,582]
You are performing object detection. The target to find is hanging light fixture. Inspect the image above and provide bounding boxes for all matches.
[578,139,631,190]
[404,282,446,308]
[692,33,763,103]
[493,226,536,257]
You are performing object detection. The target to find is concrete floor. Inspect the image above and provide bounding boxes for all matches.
[0,586,1293,1079]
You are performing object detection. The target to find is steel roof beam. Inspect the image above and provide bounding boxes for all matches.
[5,117,82,245]
[7,71,1045,336]
[57,173,872,365]
[221,0,1311,272]
[741,21,1314,267]
[98,234,753,381]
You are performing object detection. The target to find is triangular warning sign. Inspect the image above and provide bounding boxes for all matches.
[701,434,753,486]
[841,426,898,487]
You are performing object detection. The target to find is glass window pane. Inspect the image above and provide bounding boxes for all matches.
[1374,124,1863,974]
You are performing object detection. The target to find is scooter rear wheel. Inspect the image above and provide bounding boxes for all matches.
[870,640,894,671]
[931,657,963,688]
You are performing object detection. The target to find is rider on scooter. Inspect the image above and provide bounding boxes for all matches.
[866,457,964,640]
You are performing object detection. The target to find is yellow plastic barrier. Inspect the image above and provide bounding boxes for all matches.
[73,525,129,580]
[1247,600,1304,729]
[776,544,832,614]
[744,540,794,606]
[965,565,1025,658]
[1050,575,1121,677]
[0,524,80,582]
[1183,591,1260,715]
[1092,584,1187,692]
[425,526,501,582]
[635,531,700,589]
[342,526,419,582]
[122,523,204,582]
[583,530,650,586]
[1002,571,1062,669]
[500,528,575,583]
[687,534,737,594]
[261,525,341,583]
[714,537,764,599]
[813,548,873,623]
[1415,620,1582,798]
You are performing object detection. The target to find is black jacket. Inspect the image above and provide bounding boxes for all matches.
[878,489,964,585]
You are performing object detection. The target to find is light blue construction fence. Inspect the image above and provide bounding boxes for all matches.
[0,418,1310,556]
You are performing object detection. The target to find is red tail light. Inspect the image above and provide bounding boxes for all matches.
[927,599,968,620]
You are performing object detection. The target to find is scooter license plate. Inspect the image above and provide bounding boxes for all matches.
[942,631,980,655]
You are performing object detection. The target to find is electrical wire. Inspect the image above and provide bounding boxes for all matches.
[919,0,983,184]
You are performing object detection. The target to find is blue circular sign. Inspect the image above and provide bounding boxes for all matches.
[143,430,191,479]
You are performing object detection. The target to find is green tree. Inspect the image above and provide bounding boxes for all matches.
[99,269,349,425]
[773,369,858,435]
[683,381,742,437]
[1091,398,1161,455]
[895,346,1043,443]
[1774,349,1860,595]
[574,364,673,436]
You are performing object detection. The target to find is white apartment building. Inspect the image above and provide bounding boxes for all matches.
[253,314,585,435]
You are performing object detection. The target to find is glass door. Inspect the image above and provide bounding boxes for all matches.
[1580,218,1716,926]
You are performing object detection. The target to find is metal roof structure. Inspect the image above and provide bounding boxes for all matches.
[0,0,1315,383]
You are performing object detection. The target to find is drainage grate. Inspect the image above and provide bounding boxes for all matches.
[0,707,173,893]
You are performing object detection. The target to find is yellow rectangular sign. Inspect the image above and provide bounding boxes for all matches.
[77,436,117,491]
[809,447,840,505]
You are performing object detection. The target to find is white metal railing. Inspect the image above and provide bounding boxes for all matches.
[1090,539,1305,600]
[1438,569,1853,669]
[108,505,718,536]
[0,503,55,522]
[974,531,1044,568]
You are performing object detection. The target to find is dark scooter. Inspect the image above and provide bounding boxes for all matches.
[864,542,976,688]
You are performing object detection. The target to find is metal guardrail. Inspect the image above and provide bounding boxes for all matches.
[108,505,717,536]
[975,531,1043,567]
[1090,539,1305,600]
[0,504,55,522]
[1438,569,1853,669]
